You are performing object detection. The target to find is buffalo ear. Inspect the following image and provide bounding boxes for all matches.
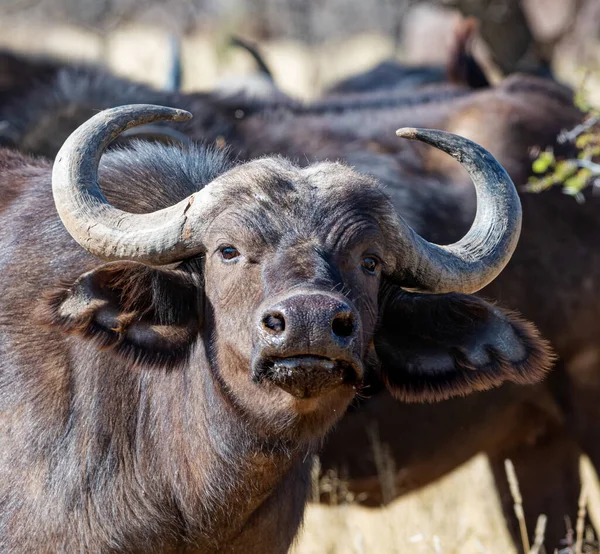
[374,283,554,402]
[37,261,202,367]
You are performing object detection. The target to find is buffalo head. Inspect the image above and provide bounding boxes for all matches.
[46,104,551,441]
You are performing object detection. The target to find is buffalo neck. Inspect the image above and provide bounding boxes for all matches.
[143,341,312,550]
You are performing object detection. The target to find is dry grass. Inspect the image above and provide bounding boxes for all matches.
[292,454,517,554]
[505,459,531,552]
[1,18,598,105]
[0,21,398,98]
[291,453,600,554]
[529,514,547,554]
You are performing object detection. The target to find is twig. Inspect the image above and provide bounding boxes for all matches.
[505,459,531,553]
[558,115,600,144]
[575,483,588,554]
[530,514,547,554]
[575,159,600,175]
[310,455,321,503]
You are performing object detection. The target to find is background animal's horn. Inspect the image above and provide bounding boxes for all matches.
[392,128,522,294]
[52,104,213,265]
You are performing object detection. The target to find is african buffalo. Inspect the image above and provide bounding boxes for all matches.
[0,104,549,552]
[0,46,588,549]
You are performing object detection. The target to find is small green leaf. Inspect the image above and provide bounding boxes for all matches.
[563,168,592,195]
[576,132,595,149]
[553,160,578,181]
[532,150,555,173]
[574,85,593,113]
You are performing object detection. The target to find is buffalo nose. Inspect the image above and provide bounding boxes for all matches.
[261,311,286,334]
[254,292,363,398]
[260,293,358,345]
[331,311,355,339]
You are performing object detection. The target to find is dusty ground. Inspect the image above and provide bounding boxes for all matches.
[1,18,600,554]
[293,455,600,554]
[293,454,517,554]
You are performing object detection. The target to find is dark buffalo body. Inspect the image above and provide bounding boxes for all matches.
[0,50,192,158]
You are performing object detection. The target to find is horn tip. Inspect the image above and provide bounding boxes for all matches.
[172,109,193,122]
[396,127,419,139]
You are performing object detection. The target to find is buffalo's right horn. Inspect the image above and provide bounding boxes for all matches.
[52,104,216,265]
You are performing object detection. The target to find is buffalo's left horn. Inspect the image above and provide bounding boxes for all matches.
[392,128,521,294]
[52,104,216,265]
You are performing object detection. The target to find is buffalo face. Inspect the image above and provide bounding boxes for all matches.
[198,159,390,424]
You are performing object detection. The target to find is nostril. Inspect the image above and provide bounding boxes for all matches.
[262,311,286,334]
[331,312,355,339]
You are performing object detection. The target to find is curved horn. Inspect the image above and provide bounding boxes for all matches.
[392,128,522,294]
[53,104,215,265]
[230,36,274,80]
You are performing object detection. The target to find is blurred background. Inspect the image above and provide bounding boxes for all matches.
[0,0,599,101]
[2,1,600,552]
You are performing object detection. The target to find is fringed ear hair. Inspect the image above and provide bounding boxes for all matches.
[37,261,202,368]
[375,285,554,402]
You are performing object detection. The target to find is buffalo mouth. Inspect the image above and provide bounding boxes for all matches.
[252,355,361,399]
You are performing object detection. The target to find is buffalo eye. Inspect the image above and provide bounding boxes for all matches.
[362,256,378,275]
[219,246,240,262]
